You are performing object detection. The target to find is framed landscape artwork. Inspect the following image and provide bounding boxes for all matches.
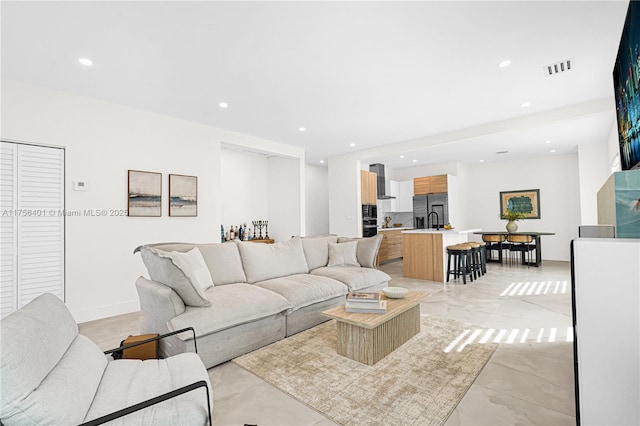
[128,170,162,217]
[169,174,197,217]
[500,189,540,219]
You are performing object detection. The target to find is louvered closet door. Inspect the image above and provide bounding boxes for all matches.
[0,142,65,317]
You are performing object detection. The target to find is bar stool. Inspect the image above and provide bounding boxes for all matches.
[467,242,485,277]
[446,244,473,284]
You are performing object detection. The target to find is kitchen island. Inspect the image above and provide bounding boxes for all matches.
[377,227,413,264]
[402,229,481,282]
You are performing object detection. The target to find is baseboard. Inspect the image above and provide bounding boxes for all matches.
[71,299,140,324]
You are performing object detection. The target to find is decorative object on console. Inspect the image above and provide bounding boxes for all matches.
[128,170,161,217]
[169,174,197,217]
[500,189,540,220]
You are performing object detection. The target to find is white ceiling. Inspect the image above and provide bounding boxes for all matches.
[0,1,630,169]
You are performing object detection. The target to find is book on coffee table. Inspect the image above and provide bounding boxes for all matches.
[345,300,387,314]
[346,291,380,303]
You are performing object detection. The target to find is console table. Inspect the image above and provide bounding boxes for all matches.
[473,231,555,267]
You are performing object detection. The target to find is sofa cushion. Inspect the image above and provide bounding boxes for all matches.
[311,266,391,291]
[327,241,360,267]
[163,247,214,291]
[140,247,211,307]
[236,237,309,284]
[168,284,292,337]
[197,242,247,285]
[138,242,247,287]
[255,274,348,312]
[85,353,210,425]
[337,234,383,268]
[301,235,338,270]
[0,294,107,426]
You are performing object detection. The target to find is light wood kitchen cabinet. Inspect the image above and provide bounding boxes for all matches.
[430,175,448,193]
[413,175,448,195]
[360,170,377,204]
[377,229,403,263]
[413,176,430,195]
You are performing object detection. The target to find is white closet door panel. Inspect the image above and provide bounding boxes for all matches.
[0,142,18,317]
[16,144,65,308]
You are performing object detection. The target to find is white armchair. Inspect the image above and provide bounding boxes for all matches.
[0,293,212,425]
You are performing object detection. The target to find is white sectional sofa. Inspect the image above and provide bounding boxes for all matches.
[135,235,389,368]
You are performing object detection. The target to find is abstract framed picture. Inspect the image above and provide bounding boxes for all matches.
[128,170,162,217]
[500,189,540,219]
[169,174,197,217]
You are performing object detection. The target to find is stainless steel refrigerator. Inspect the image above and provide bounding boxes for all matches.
[413,194,448,229]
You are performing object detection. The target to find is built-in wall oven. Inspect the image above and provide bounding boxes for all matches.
[362,204,378,237]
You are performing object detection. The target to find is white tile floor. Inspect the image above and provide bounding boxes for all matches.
[80,259,575,426]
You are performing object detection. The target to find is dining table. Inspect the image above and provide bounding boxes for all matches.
[473,231,555,267]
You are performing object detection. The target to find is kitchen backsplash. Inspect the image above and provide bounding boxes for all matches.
[379,212,413,228]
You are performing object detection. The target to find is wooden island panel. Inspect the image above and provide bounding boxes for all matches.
[402,233,444,282]
[377,229,403,263]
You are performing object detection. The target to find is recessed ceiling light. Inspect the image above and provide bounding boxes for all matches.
[400,155,405,159]
[350,143,356,147]
[412,159,417,163]
[545,140,552,144]
[219,102,228,109]
[319,160,325,164]
[298,127,306,132]
[498,60,511,68]
[479,159,485,163]
[521,101,531,108]
[550,149,556,153]
[78,57,93,67]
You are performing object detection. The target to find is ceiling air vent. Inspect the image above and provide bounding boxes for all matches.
[496,150,509,155]
[544,58,574,76]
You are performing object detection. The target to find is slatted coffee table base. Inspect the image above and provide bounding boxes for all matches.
[335,304,421,365]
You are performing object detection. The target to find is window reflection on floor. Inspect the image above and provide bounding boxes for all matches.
[444,326,574,353]
[500,280,569,296]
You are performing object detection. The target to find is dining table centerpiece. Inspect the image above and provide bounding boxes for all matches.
[502,209,526,233]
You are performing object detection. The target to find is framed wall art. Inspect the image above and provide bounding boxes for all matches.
[169,174,197,217]
[128,170,162,217]
[500,189,540,219]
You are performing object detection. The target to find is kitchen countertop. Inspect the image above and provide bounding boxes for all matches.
[378,227,413,231]
[402,228,481,235]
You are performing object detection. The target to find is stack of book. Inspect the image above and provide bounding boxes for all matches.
[345,291,387,314]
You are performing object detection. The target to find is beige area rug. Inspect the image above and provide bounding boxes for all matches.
[233,315,497,426]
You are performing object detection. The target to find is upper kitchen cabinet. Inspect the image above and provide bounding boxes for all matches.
[413,174,448,195]
[398,180,414,211]
[360,170,377,204]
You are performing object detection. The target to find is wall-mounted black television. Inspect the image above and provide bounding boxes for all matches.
[613,0,640,171]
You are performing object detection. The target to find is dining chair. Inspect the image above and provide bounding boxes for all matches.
[507,234,535,266]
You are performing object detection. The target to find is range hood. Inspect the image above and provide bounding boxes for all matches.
[369,163,395,200]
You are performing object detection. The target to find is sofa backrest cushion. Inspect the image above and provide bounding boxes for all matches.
[236,237,309,283]
[301,235,338,270]
[140,247,211,307]
[337,234,383,268]
[197,242,247,285]
[138,242,247,286]
[0,294,107,425]
[327,241,361,267]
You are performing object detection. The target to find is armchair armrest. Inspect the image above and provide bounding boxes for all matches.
[78,380,211,426]
[104,327,198,357]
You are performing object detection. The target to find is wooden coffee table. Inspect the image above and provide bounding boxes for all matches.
[321,291,430,365]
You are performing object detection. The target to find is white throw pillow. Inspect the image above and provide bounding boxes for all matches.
[168,247,214,292]
[327,241,360,267]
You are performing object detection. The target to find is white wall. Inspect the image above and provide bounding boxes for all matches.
[2,80,304,322]
[577,142,611,225]
[305,164,329,236]
[268,156,304,241]
[220,148,269,234]
[328,155,361,237]
[462,154,581,261]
